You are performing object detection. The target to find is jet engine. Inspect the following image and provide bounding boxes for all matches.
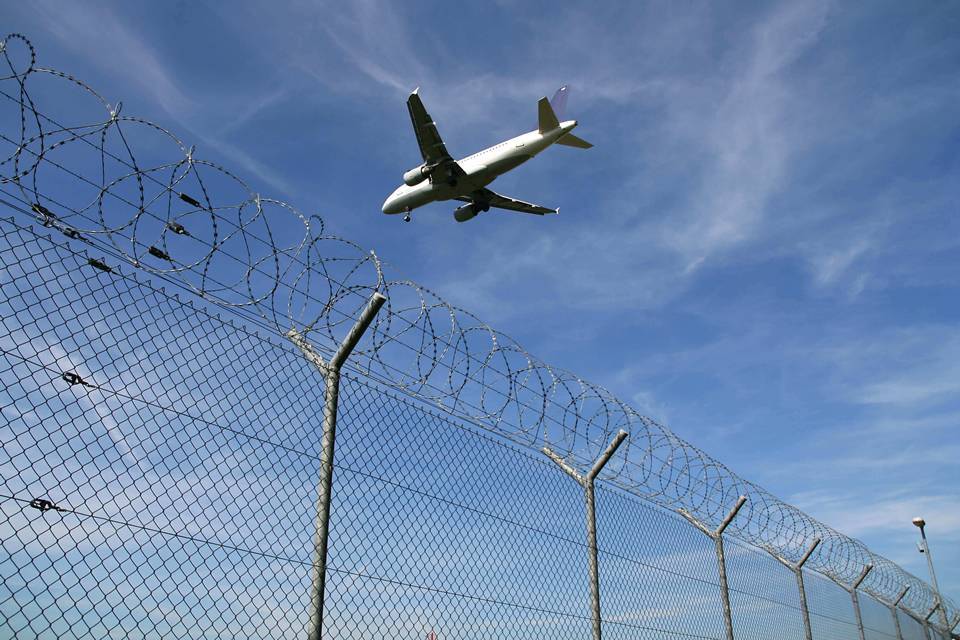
[403,164,431,186]
[453,203,480,222]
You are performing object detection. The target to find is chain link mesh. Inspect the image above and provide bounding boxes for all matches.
[1,32,956,640]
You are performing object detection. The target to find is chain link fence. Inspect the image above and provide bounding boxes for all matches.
[1,32,957,640]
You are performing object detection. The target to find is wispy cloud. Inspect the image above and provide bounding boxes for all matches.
[855,359,960,407]
[823,326,960,407]
[15,1,297,195]
[410,2,836,321]
[791,489,960,541]
[660,1,830,267]
[313,0,428,94]
[29,1,193,116]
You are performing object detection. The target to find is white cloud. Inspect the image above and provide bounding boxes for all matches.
[662,1,830,264]
[790,489,960,541]
[847,329,960,407]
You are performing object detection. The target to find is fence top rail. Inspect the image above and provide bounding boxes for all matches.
[0,31,953,622]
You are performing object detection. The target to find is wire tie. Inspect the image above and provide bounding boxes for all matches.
[32,202,56,225]
[87,258,113,273]
[148,246,171,261]
[62,371,89,387]
[62,227,81,240]
[179,192,201,208]
[166,221,189,236]
[29,498,62,513]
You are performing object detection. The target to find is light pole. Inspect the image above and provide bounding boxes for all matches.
[913,517,950,631]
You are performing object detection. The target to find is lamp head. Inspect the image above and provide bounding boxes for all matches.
[912,517,926,529]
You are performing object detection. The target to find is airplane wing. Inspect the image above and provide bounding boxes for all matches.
[407,89,452,165]
[407,89,466,182]
[457,188,558,216]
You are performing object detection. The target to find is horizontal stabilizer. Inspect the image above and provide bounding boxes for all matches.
[537,97,560,134]
[556,132,593,149]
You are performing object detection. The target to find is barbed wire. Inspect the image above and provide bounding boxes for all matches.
[0,31,954,628]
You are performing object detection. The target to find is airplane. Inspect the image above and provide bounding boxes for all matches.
[381,86,592,223]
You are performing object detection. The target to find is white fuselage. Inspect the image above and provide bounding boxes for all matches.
[381,120,578,215]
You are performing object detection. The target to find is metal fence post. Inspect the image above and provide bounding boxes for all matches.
[288,292,386,640]
[852,564,873,640]
[908,607,935,640]
[827,564,873,640]
[884,585,910,640]
[679,495,747,640]
[924,601,941,640]
[765,537,820,640]
[542,430,629,640]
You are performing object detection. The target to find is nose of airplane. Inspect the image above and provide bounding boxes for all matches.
[381,195,395,214]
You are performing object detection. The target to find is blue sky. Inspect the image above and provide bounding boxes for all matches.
[5,0,959,602]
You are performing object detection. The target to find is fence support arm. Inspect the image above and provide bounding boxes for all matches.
[678,496,747,640]
[288,291,386,640]
[542,447,584,484]
[715,496,747,536]
[588,430,630,480]
[796,538,820,570]
[542,429,628,640]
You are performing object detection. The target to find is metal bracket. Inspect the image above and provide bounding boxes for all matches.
[61,371,90,387]
[892,586,910,607]
[166,221,189,236]
[179,192,202,208]
[32,202,56,225]
[29,497,64,513]
[542,429,628,488]
[852,564,873,590]
[148,245,171,261]
[88,258,113,273]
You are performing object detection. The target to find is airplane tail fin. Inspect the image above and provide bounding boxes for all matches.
[556,132,593,149]
[539,85,592,147]
[550,86,569,120]
[537,97,559,134]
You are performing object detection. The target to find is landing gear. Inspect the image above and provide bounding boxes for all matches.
[403,212,411,222]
